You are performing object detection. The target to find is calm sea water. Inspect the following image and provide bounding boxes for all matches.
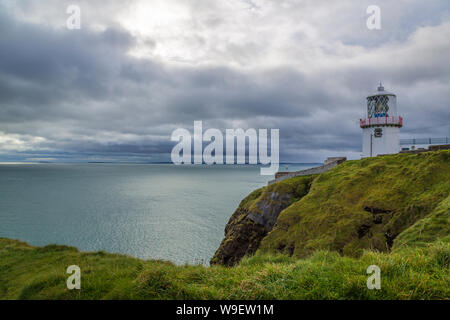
[0,163,315,264]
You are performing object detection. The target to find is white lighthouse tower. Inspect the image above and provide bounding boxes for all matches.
[361,84,403,157]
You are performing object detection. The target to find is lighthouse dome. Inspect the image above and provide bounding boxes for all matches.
[367,83,396,97]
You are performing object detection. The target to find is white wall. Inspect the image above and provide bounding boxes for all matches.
[362,126,400,157]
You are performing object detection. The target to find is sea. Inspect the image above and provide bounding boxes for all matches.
[0,163,316,264]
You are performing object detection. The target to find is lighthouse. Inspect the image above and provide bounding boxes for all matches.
[360,84,403,157]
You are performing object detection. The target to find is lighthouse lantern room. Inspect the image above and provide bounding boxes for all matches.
[360,84,403,157]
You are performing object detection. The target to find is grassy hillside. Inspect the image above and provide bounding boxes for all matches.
[258,151,450,257]
[394,194,450,248]
[0,238,448,299]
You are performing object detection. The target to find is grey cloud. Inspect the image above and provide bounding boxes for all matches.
[0,1,449,163]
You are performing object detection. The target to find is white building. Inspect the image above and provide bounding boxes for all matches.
[361,84,403,157]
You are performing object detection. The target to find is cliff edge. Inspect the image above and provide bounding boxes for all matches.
[211,175,315,266]
[212,150,450,266]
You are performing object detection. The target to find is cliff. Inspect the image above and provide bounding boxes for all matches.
[212,150,450,266]
[210,175,315,266]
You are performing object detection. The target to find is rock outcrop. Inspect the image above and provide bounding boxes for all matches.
[210,175,314,266]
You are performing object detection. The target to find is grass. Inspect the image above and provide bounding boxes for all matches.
[0,238,448,299]
[259,151,450,258]
[393,194,450,248]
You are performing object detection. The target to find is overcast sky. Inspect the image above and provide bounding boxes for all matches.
[0,0,449,163]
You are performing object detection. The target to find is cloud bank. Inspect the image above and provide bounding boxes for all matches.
[0,0,449,162]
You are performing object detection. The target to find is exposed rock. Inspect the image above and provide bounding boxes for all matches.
[373,215,383,224]
[385,230,396,249]
[210,191,295,266]
[210,214,266,267]
[210,175,314,266]
[358,224,371,238]
[247,192,293,231]
[363,206,392,214]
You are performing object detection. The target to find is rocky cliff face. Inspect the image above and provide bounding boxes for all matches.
[212,151,450,266]
[210,176,314,266]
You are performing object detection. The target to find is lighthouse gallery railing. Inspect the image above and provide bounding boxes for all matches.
[360,116,403,128]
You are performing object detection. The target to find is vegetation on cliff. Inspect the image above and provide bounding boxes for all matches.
[259,151,449,258]
[394,194,450,248]
[212,151,449,265]
[0,238,448,299]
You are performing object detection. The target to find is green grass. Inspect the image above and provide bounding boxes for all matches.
[0,238,448,299]
[394,194,450,248]
[259,151,450,258]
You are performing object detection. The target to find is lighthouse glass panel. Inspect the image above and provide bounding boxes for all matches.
[367,95,390,118]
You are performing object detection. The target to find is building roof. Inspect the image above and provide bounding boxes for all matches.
[367,83,396,97]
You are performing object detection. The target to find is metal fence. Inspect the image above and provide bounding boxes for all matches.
[400,137,449,145]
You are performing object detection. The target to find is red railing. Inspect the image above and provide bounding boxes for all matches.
[360,116,403,128]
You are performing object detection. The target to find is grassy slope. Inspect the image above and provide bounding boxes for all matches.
[0,238,448,300]
[259,151,450,257]
[394,194,450,248]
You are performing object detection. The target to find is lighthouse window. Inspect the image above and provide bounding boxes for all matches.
[367,95,390,118]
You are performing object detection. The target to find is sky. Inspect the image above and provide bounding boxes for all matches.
[0,0,449,163]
